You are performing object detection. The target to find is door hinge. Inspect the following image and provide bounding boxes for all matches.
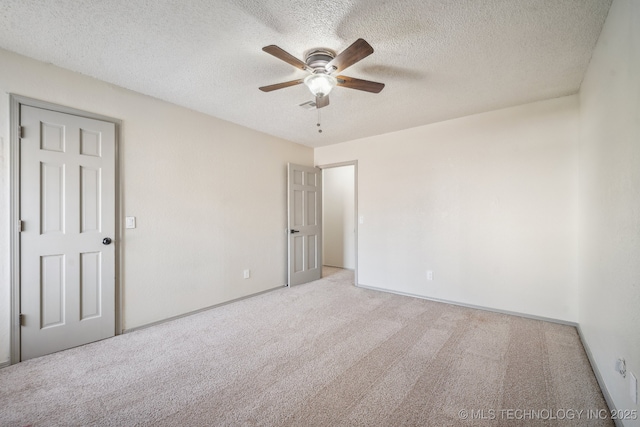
[18,126,24,139]
[19,314,25,326]
[18,220,24,232]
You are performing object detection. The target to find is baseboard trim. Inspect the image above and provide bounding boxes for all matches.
[0,360,11,370]
[356,283,578,327]
[576,325,622,426]
[123,284,287,334]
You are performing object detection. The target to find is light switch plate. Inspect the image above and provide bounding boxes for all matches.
[125,216,136,229]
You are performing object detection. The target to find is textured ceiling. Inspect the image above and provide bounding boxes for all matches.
[0,0,611,147]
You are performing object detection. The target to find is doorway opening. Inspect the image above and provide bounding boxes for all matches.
[320,161,357,285]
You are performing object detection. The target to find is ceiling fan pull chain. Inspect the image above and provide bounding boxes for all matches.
[317,108,322,133]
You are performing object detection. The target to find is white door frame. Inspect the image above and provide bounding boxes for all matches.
[9,94,123,364]
[317,160,358,286]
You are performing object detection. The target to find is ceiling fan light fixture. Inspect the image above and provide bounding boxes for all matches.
[304,73,337,97]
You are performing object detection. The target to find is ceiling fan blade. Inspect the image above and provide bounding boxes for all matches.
[316,95,329,109]
[336,75,385,93]
[325,39,374,74]
[262,45,310,72]
[259,79,304,92]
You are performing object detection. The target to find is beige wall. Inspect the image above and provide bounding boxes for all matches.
[316,96,580,323]
[579,0,640,420]
[0,48,313,364]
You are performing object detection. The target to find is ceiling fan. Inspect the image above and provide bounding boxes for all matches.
[259,39,385,109]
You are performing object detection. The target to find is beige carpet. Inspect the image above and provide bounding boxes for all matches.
[0,267,612,426]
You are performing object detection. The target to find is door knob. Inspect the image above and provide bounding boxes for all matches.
[290,229,300,234]
[102,237,112,245]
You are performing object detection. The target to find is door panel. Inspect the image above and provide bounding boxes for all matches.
[80,166,101,232]
[41,162,65,234]
[40,254,66,328]
[80,251,102,320]
[287,163,322,286]
[20,105,116,361]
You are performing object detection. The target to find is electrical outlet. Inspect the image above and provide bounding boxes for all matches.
[243,269,250,279]
[427,270,434,281]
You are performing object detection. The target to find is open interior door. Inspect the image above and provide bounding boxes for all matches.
[287,163,322,286]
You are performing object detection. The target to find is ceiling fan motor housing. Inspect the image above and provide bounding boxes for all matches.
[305,49,336,73]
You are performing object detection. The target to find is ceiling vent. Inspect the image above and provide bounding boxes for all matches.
[299,100,317,110]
